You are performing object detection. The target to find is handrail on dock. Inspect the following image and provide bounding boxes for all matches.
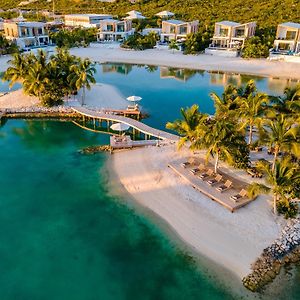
[72,106,179,141]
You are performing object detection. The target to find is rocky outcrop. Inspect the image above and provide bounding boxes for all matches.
[243,218,300,292]
[79,145,112,154]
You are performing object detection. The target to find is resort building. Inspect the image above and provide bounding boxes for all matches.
[97,19,134,42]
[160,20,199,42]
[205,21,256,57]
[125,10,146,20]
[64,14,113,28]
[3,21,49,49]
[272,22,300,54]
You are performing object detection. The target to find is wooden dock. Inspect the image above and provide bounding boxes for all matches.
[110,135,159,149]
[168,161,255,212]
[72,107,179,141]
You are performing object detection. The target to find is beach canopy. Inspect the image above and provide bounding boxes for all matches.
[126,95,142,102]
[155,11,175,18]
[110,123,130,131]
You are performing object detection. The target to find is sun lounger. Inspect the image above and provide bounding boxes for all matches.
[207,174,223,186]
[230,189,248,202]
[189,163,205,175]
[198,169,214,179]
[216,180,232,192]
[180,158,195,168]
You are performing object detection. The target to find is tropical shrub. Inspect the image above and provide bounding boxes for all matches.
[121,33,158,50]
[50,28,97,48]
[242,37,270,58]
[183,31,211,54]
[0,34,19,55]
[277,199,298,219]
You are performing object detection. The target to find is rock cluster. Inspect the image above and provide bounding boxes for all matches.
[243,218,300,292]
[2,106,73,114]
[79,145,112,154]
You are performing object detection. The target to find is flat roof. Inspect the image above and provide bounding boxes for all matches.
[17,21,46,27]
[279,22,300,29]
[164,19,186,25]
[216,21,241,27]
[100,19,120,23]
[65,14,112,18]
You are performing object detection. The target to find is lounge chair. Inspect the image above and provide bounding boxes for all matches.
[180,158,195,168]
[216,180,232,192]
[189,163,205,175]
[198,169,214,179]
[230,189,248,202]
[207,174,223,186]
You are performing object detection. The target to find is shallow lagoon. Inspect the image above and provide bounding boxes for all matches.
[1,64,300,299]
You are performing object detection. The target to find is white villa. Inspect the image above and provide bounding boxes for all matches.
[125,10,146,20]
[273,22,300,54]
[3,21,49,49]
[205,21,256,57]
[64,14,113,28]
[97,19,134,42]
[160,19,199,42]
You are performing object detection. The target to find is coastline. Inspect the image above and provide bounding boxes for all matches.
[1,44,300,80]
[70,44,300,80]
[108,145,281,281]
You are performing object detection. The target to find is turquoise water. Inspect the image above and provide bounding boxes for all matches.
[94,64,298,130]
[1,65,300,299]
[0,120,236,299]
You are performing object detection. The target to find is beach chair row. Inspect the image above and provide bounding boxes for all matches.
[181,161,248,202]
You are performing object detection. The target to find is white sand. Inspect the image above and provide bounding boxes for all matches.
[70,43,300,79]
[0,89,39,109]
[0,84,127,110]
[111,144,281,279]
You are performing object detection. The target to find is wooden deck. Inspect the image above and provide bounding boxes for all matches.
[110,135,159,149]
[168,161,255,212]
[72,107,179,141]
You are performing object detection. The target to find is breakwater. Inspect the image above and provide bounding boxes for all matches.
[0,106,79,119]
[243,218,300,292]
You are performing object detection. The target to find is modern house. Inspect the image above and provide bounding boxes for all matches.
[64,14,113,28]
[125,10,146,20]
[205,21,256,56]
[97,19,134,41]
[272,22,300,54]
[3,21,49,49]
[160,19,199,42]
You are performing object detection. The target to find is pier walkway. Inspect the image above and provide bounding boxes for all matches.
[72,107,179,141]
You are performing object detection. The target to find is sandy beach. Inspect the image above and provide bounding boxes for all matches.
[0,83,126,110]
[111,145,281,279]
[69,43,300,80]
[1,44,300,80]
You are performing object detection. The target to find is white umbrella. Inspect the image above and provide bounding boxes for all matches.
[110,123,130,132]
[155,11,175,18]
[127,95,142,102]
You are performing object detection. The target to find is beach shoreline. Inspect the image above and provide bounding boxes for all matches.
[109,145,281,281]
[70,44,300,80]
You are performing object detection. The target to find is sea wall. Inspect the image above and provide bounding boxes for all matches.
[0,106,79,119]
[243,218,300,292]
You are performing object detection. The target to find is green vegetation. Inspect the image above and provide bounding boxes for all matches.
[1,0,298,56]
[167,80,300,217]
[0,34,19,55]
[242,37,270,58]
[50,28,97,48]
[121,32,158,50]
[3,49,96,106]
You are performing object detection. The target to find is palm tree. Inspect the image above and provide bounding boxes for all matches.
[68,58,96,105]
[210,84,239,119]
[260,114,299,172]
[22,62,48,100]
[166,104,206,149]
[3,53,28,87]
[248,158,300,215]
[193,118,247,173]
[237,92,269,145]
